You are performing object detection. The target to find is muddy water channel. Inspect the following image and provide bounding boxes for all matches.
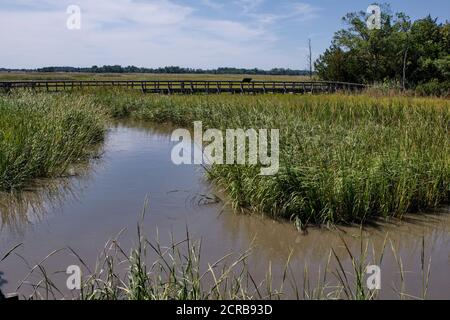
[1,121,449,299]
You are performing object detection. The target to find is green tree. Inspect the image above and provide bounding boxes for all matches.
[315,3,449,93]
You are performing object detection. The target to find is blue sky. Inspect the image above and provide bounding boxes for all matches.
[0,0,449,69]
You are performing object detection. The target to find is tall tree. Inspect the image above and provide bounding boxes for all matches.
[315,3,449,90]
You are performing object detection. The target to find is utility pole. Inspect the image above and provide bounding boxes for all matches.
[402,46,408,91]
[401,21,411,91]
[308,38,313,79]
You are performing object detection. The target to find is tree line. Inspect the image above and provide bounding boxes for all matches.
[0,66,309,76]
[314,4,449,95]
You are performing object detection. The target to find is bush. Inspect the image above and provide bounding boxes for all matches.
[415,80,450,97]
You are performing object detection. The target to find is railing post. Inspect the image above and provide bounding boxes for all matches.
[1,82,11,93]
[180,81,184,94]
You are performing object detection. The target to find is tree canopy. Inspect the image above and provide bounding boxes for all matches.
[315,4,449,90]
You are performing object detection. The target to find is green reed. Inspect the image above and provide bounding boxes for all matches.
[0,91,105,191]
[1,90,449,225]
[95,91,450,225]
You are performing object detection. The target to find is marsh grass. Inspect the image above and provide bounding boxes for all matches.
[0,91,105,191]
[0,90,448,225]
[0,88,446,301]
[93,91,450,225]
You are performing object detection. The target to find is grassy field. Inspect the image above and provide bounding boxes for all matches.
[0,90,449,226]
[0,72,313,82]
[0,92,105,191]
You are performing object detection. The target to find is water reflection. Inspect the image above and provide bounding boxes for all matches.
[218,206,450,261]
[0,148,102,238]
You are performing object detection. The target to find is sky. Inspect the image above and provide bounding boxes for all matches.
[0,0,449,70]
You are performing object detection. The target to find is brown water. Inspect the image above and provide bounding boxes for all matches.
[0,121,449,299]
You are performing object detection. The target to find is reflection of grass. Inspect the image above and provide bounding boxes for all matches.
[0,171,92,234]
[94,91,450,225]
[0,92,105,191]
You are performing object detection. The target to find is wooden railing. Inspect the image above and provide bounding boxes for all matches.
[0,80,366,94]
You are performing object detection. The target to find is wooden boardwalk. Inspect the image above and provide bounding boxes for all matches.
[0,80,366,94]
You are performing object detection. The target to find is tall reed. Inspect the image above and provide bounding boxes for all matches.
[0,91,105,191]
[2,221,435,300]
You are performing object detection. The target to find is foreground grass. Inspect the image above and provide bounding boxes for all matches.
[2,215,432,300]
[0,92,105,191]
[93,91,450,225]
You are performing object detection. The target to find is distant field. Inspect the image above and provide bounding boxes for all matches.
[0,72,314,82]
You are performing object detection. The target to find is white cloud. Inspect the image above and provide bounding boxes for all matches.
[0,0,319,69]
[244,2,320,27]
[291,2,320,20]
[234,0,265,14]
[199,0,223,10]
